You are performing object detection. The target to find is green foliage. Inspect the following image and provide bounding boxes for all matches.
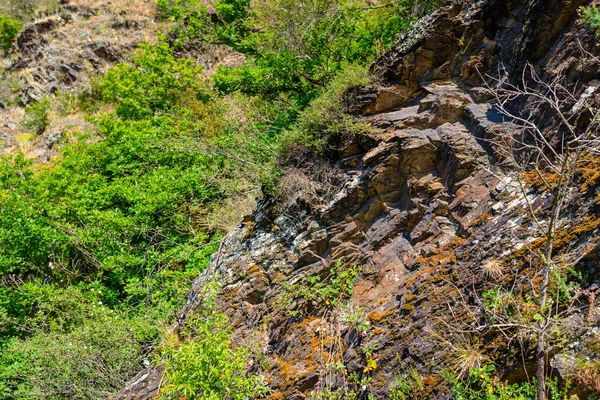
[0,14,20,52]
[165,0,439,105]
[342,306,369,332]
[0,36,276,398]
[307,265,362,307]
[211,0,438,100]
[102,39,204,120]
[157,284,269,400]
[0,0,444,397]
[453,365,537,400]
[309,371,375,400]
[580,5,600,32]
[156,0,170,20]
[0,72,23,107]
[280,262,362,316]
[278,63,373,155]
[0,0,60,21]
[390,367,425,400]
[22,97,51,134]
[452,365,576,400]
[309,388,362,400]
[0,310,161,400]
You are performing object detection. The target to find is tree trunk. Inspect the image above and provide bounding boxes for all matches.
[536,194,557,400]
[536,327,546,400]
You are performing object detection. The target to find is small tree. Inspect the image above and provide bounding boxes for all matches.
[451,63,600,400]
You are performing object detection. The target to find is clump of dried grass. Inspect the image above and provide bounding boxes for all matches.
[276,153,342,214]
[453,340,487,379]
[481,258,505,281]
[426,329,488,381]
[205,194,257,234]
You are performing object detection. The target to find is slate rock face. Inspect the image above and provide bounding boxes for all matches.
[115,0,600,399]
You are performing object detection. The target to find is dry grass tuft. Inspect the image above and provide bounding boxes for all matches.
[453,340,488,379]
[205,194,257,234]
[426,329,488,380]
[481,258,505,281]
[276,154,342,213]
[16,133,34,154]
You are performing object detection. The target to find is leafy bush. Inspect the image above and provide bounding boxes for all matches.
[0,0,60,21]
[281,262,362,316]
[0,37,275,399]
[22,97,51,134]
[102,39,204,119]
[167,0,439,104]
[0,1,445,397]
[278,63,373,156]
[452,365,574,400]
[211,0,438,100]
[580,5,600,32]
[0,14,21,52]
[156,0,170,20]
[390,368,426,400]
[452,365,536,400]
[157,285,269,399]
[0,73,23,107]
[0,310,161,400]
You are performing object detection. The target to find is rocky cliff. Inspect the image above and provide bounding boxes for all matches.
[117,0,600,398]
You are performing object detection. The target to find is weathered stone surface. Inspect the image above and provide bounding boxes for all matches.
[113,367,163,400]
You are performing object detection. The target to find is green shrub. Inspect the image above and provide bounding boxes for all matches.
[22,97,51,134]
[0,2,446,398]
[0,73,23,106]
[0,39,272,400]
[0,14,21,52]
[278,63,373,156]
[452,365,535,400]
[157,284,270,400]
[171,0,439,102]
[580,5,600,32]
[451,365,574,400]
[0,310,162,400]
[0,0,60,21]
[156,0,170,19]
[390,368,426,400]
[102,39,204,119]
[280,262,362,317]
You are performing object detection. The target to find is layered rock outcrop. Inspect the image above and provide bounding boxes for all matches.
[117,0,600,398]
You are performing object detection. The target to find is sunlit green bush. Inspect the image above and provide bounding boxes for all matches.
[0,14,20,52]
[22,97,51,134]
[580,4,600,32]
[158,285,270,400]
[0,310,162,400]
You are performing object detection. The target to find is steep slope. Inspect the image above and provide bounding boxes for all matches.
[117,0,600,398]
[0,0,239,161]
[0,0,162,160]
